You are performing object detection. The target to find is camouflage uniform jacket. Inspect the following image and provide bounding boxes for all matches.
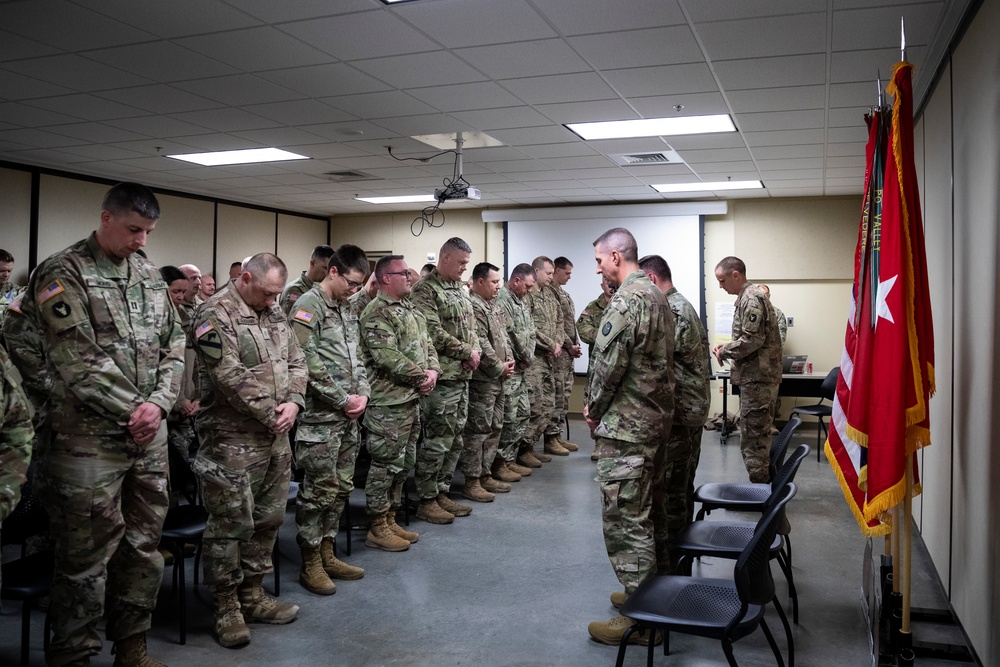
[555,285,579,348]
[469,291,512,382]
[665,287,711,427]
[528,284,562,356]
[193,285,307,433]
[26,233,184,435]
[409,269,478,382]
[279,271,314,312]
[577,293,609,348]
[360,291,440,407]
[495,286,535,370]
[173,300,199,409]
[0,346,33,520]
[773,306,787,344]
[1,287,52,412]
[349,288,373,316]
[586,271,675,443]
[289,284,370,424]
[0,280,17,327]
[719,282,782,385]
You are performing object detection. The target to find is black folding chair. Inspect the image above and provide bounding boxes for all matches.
[790,367,838,461]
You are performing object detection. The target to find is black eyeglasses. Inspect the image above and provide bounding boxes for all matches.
[383,271,410,278]
[344,278,365,289]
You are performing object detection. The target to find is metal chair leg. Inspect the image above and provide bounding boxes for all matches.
[20,599,30,667]
[772,596,795,667]
[776,550,798,624]
[614,626,637,667]
[759,617,785,667]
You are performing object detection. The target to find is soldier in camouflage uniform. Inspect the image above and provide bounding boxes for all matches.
[584,228,674,647]
[193,252,307,649]
[24,182,185,667]
[0,249,18,326]
[287,244,370,595]
[578,276,615,460]
[410,238,481,523]
[494,264,536,480]
[759,284,787,427]
[548,257,582,452]
[459,262,515,502]
[0,344,34,591]
[3,286,53,455]
[641,255,711,568]
[160,266,199,494]
[713,257,782,483]
[280,244,334,312]
[520,256,563,466]
[179,264,204,308]
[360,256,439,544]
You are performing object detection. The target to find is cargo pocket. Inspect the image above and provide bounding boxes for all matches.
[192,454,252,539]
[596,455,645,518]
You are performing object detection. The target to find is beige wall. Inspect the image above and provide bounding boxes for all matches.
[0,167,31,285]
[215,204,276,278]
[277,214,329,279]
[36,175,107,263]
[143,194,214,273]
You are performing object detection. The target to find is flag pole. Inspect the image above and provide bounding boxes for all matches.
[902,459,913,634]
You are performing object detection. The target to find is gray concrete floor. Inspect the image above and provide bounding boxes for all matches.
[0,420,970,666]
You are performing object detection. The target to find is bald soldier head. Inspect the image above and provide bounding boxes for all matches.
[237,253,287,312]
[178,264,202,304]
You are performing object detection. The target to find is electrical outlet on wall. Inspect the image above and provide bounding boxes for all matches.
[787,316,794,327]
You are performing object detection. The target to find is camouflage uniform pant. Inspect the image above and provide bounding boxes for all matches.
[547,350,573,436]
[595,437,667,595]
[194,430,291,591]
[167,415,196,462]
[36,426,169,665]
[685,424,703,525]
[663,422,703,569]
[498,371,529,462]
[414,380,469,499]
[522,354,555,452]
[364,401,419,515]
[460,379,504,478]
[738,380,779,483]
[294,419,360,548]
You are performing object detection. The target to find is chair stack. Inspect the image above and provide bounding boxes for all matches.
[790,367,839,461]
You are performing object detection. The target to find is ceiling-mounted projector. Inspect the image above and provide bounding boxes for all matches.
[435,185,481,201]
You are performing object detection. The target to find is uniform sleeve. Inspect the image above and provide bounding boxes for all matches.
[284,324,307,408]
[586,300,636,421]
[721,294,768,362]
[530,294,557,353]
[474,301,504,380]
[2,306,52,401]
[410,282,475,361]
[560,292,577,346]
[0,361,34,520]
[363,312,430,387]
[292,314,352,409]
[776,309,787,344]
[147,301,186,417]
[577,298,600,346]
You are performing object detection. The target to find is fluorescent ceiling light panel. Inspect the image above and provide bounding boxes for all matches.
[566,115,736,140]
[652,180,763,193]
[166,147,310,166]
[355,194,437,204]
[411,132,504,150]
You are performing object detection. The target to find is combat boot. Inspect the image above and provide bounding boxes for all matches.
[557,435,579,451]
[238,575,299,624]
[320,537,365,580]
[516,451,542,468]
[610,591,628,609]
[508,460,533,476]
[461,477,496,502]
[416,498,454,524]
[386,511,420,543]
[212,587,250,648]
[481,475,511,493]
[299,545,336,595]
[365,513,411,551]
[491,458,521,482]
[591,446,600,461]
[437,493,473,517]
[587,615,662,646]
[534,449,553,463]
[111,633,166,667]
[543,434,570,456]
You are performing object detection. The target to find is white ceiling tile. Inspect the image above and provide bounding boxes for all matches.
[824,176,864,186]
[104,116,215,138]
[830,47,927,84]
[46,146,151,164]
[584,137,674,155]
[675,147,752,163]
[164,134,265,151]
[479,159,551,174]
[540,155,617,170]
[291,143,370,160]
[455,40,591,79]
[625,164,696,180]
[396,0,556,48]
[629,92,730,117]
[698,13,827,60]
[259,64,392,98]
[46,122,151,143]
[0,69,73,100]
[74,0,262,38]
[106,139,210,155]
[568,26,703,69]
[0,30,61,61]
[305,121,399,142]
[752,144,824,159]
[827,142,865,157]
[756,157,825,171]
[828,107,868,128]
[826,155,865,168]
[578,176,641,188]
[174,74,306,106]
[766,186,826,196]
[744,129,825,147]
[241,100,355,126]
[727,85,827,113]
[407,82,525,113]
[738,109,826,132]
[686,0,826,22]
[369,113,476,137]
[450,107,552,131]
[825,167,863,178]
[825,186,863,195]
[535,100,638,124]
[501,73,619,105]
[230,127,330,147]
[602,63,719,97]
[279,11,439,60]
[664,133,748,150]
[713,54,827,90]
[96,85,224,114]
[321,91,438,119]
[760,169,825,180]
[516,143,601,159]
[353,52,488,89]
[0,128,88,148]
[689,161,757,174]
[3,55,152,92]
[828,125,868,143]
[87,42,240,82]
[24,95,152,123]
[170,108,278,132]
[177,27,334,71]
[832,4,943,51]
[559,167,631,179]
[529,0,686,35]
[0,0,157,51]
[0,102,82,127]
[595,185,652,194]
[487,125,580,146]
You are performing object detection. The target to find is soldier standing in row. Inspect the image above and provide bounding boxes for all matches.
[360,256,437,546]
[0,345,34,589]
[0,249,18,325]
[193,252,307,649]
[27,182,185,667]
[288,244,371,595]
[577,275,615,460]
[584,228,674,647]
[712,256,782,483]
[519,256,562,467]
[494,264,536,481]
[548,257,581,453]
[280,245,334,312]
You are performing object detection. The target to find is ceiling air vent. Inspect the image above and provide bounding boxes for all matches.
[323,170,379,182]
[609,150,683,166]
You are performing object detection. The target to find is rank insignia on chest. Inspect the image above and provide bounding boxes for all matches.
[293,309,314,324]
[602,321,612,336]
[52,301,71,318]
[129,300,140,313]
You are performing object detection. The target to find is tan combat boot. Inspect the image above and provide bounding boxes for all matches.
[534,448,553,463]
[365,513,411,551]
[481,475,511,493]
[436,493,473,517]
[237,575,299,624]
[416,498,455,524]
[386,511,420,543]
[587,615,662,646]
[516,451,542,469]
[543,434,570,456]
[610,591,628,609]
[557,435,580,451]
[491,458,521,482]
[213,587,251,648]
[320,537,365,580]
[507,460,533,476]
[461,477,496,503]
[299,545,336,596]
[112,633,167,667]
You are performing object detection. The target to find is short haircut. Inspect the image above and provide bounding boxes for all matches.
[472,262,499,282]
[159,265,186,285]
[509,263,535,281]
[374,255,404,282]
[102,182,160,220]
[329,244,368,276]
[230,261,242,270]
[554,256,573,270]
[0,249,13,263]
[311,244,335,262]
[420,263,436,275]
[440,237,472,255]
[245,253,287,282]
[593,227,638,263]
[531,255,553,270]
[716,256,747,276]
[638,254,672,282]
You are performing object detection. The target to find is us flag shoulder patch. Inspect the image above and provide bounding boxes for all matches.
[195,320,214,338]
[38,281,64,304]
[8,299,21,314]
[293,309,314,324]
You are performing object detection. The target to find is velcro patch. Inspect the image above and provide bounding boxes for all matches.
[8,299,21,314]
[38,281,64,304]
[293,309,315,324]
[195,320,214,338]
[197,330,223,360]
[52,301,71,318]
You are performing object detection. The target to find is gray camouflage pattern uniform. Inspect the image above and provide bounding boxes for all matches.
[0,280,18,327]
[576,292,609,404]
[663,287,711,567]
[2,288,53,450]
[460,290,512,478]
[587,270,674,594]
[25,233,184,665]
[360,291,439,514]
[495,286,534,463]
[523,284,561,452]
[549,285,578,437]
[0,344,34,590]
[288,285,369,548]
[193,286,307,592]
[279,271,315,313]
[409,269,479,499]
[717,282,782,482]
[167,301,198,470]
